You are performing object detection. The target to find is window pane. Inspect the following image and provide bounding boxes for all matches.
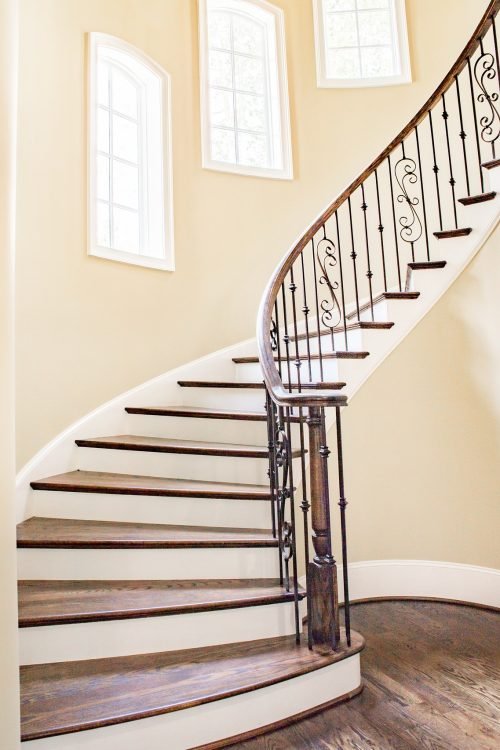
[97,107,110,153]
[113,160,139,209]
[234,55,265,94]
[327,47,361,78]
[236,92,266,132]
[112,67,138,119]
[357,0,389,9]
[97,201,110,247]
[211,127,236,163]
[326,12,358,48]
[324,0,355,10]
[232,15,264,56]
[209,50,233,88]
[97,62,110,106]
[358,10,392,46]
[113,207,140,253]
[361,45,395,77]
[238,132,268,168]
[97,155,110,201]
[208,10,231,50]
[209,88,234,128]
[112,114,138,163]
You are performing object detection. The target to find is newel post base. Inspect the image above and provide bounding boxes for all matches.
[307,559,339,653]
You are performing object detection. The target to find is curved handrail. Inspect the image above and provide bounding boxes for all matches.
[258,0,500,408]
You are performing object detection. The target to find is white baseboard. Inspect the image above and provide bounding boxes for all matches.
[301,559,500,609]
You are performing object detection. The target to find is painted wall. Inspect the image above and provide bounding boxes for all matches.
[343,226,500,570]
[0,0,21,744]
[15,0,490,467]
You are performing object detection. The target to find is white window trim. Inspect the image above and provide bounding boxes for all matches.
[312,0,412,89]
[87,32,175,271]
[198,0,293,180]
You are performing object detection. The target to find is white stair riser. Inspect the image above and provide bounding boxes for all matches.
[18,546,280,580]
[179,388,268,410]
[125,413,271,444]
[233,359,341,382]
[21,654,361,750]
[75,446,274,484]
[31,490,273,529]
[20,600,304,665]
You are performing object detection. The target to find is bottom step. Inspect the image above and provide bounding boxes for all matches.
[21,630,364,748]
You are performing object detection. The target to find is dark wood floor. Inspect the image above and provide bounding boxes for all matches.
[232,601,500,750]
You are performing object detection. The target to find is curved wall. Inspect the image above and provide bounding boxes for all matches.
[15,0,490,466]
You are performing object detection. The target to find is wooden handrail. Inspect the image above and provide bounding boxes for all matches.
[257,0,499,408]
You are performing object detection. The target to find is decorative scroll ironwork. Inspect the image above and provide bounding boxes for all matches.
[270,319,278,351]
[316,231,342,331]
[394,155,423,246]
[474,49,500,144]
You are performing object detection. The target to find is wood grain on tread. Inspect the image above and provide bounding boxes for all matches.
[177,380,346,390]
[227,601,500,750]
[433,227,472,239]
[233,352,369,364]
[17,517,277,549]
[18,579,305,627]
[75,435,305,459]
[20,629,364,741]
[482,157,500,169]
[289,321,394,342]
[125,406,304,422]
[30,470,271,500]
[458,191,496,205]
[346,292,419,320]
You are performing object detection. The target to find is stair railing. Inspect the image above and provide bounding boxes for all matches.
[258,0,500,653]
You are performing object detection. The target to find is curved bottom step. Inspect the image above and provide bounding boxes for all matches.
[21,630,364,749]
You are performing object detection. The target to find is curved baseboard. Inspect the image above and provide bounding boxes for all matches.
[302,559,500,610]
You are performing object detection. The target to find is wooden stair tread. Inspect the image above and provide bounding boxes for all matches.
[30,470,271,500]
[75,435,305,459]
[289,321,394,342]
[18,579,304,627]
[20,630,363,741]
[405,260,447,291]
[433,228,472,239]
[458,191,496,205]
[177,380,346,390]
[17,517,277,549]
[234,352,369,364]
[346,292,419,320]
[125,405,304,423]
[482,157,500,170]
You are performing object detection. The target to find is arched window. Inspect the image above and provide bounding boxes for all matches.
[199,0,293,179]
[88,34,174,270]
[312,0,411,88]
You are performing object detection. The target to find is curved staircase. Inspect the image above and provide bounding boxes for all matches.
[17,3,500,748]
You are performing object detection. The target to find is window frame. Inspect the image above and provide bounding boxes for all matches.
[312,0,412,89]
[88,32,175,272]
[198,0,293,180]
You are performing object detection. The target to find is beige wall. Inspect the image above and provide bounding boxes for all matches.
[343,226,500,570]
[1,0,21,744]
[16,0,490,467]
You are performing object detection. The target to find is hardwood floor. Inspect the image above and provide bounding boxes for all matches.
[228,601,500,750]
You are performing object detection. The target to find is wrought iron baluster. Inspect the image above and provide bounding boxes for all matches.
[316,225,342,353]
[360,183,374,320]
[467,56,486,193]
[387,153,402,292]
[414,126,430,262]
[474,35,500,160]
[428,109,444,230]
[334,211,349,351]
[284,406,301,644]
[265,389,278,540]
[310,237,325,382]
[374,169,388,291]
[273,300,283,381]
[280,285,293,391]
[288,267,302,393]
[347,196,361,319]
[394,141,423,263]
[299,253,313,382]
[335,406,351,647]
[441,92,459,229]
[455,74,471,197]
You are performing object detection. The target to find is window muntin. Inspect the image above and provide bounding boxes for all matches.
[199,0,293,179]
[313,0,411,88]
[88,34,174,270]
